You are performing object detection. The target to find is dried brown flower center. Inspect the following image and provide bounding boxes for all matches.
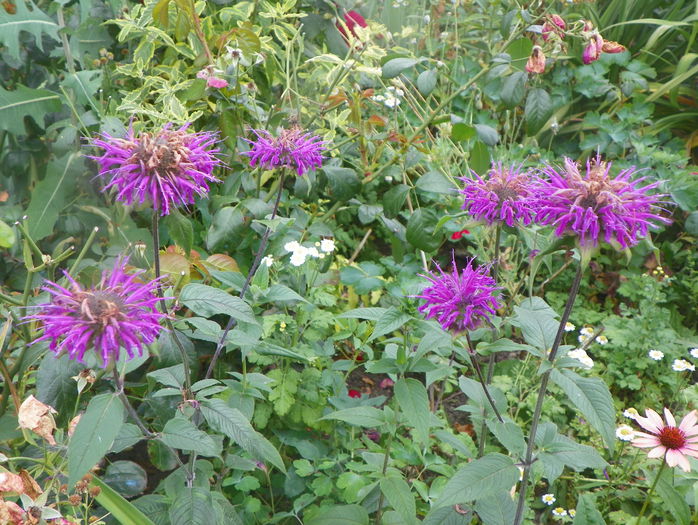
[486,170,527,201]
[572,162,624,209]
[80,291,125,324]
[128,130,191,178]
[658,426,686,450]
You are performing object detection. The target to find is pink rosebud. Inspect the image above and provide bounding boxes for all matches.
[542,14,565,41]
[525,46,546,74]
[337,10,368,43]
[582,36,602,64]
[379,378,394,389]
[602,40,626,53]
[207,76,228,89]
[583,20,595,32]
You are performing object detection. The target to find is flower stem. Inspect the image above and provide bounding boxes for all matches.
[513,262,585,525]
[634,461,666,525]
[465,333,504,423]
[151,213,192,394]
[112,367,154,439]
[206,171,287,379]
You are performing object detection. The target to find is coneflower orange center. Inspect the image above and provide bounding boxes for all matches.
[658,426,686,450]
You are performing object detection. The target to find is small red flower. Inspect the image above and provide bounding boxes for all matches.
[450,229,470,240]
[348,389,361,399]
[337,10,367,43]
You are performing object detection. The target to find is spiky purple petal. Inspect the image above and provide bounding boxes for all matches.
[242,127,326,176]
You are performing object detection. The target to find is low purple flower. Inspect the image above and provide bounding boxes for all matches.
[24,258,167,366]
[242,127,326,176]
[460,163,536,227]
[535,156,671,249]
[89,123,221,215]
[415,256,501,333]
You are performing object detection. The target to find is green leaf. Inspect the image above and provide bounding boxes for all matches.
[655,468,690,525]
[147,364,186,388]
[415,170,457,194]
[26,152,80,241]
[550,370,616,449]
[69,393,124,486]
[383,184,410,219]
[323,166,361,201]
[501,71,527,108]
[474,124,499,146]
[201,398,285,472]
[505,38,533,71]
[474,492,515,525]
[180,284,257,324]
[206,206,246,251]
[394,378,430,446]
[417,69,438,95]
[512,301,558,351]
[0,220,16,248]
[164,208,194,254]
[406,208,441,252]
[380,477,417,525]
[423,507,472,524]
[0,85,61,135]
[0,0,60,61]
[525,88,553,135]
[110,424,144,454]
[382,58,419,79]
[321,407,386,428]
[36,353,82,417]
[436,453,519,507]
[486,419,525,457]
[535,422,608,482]
[62,70,103,112]
[91,476,156,525]
[159,417,221,457]
[305,504,369,525]
[469,140,490,176]
[338,307,388,321]
[368,307,412,341]
[265,284,307,303]
[169,487,219,525]
[451,123,476,142]
[103,460,148,499]
[573,493,606,525]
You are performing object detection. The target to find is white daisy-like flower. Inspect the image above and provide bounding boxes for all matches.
[564,322,576,332]
[623,408,639,419]
[568,509,576,518]
[672,359,695,372]
[580,326,594,337]
[552,507,567,517]
[615,424,635,441]
[284,240,301,252]
[648,349,664,360]
[690,348,698,359]
[320,239,336,253]
[261,255,274,267]
[578,334,590,344]
[567,349,593,369]
[595,335,608,345]
[542,494,556,506]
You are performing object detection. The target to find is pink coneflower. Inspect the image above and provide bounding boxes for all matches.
[631,408,698,472]
[242,127,326,176]
[415,256,501,333]
[534,156,670,249]
[24,258,167,366]
[460,163,536,227]
[89,124,221,215]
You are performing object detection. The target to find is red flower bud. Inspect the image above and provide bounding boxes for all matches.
[348,389,361,399]
[450,229,470,240]
[337,10,368,43]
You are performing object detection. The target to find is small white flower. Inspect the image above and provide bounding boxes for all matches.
[616,424,635,442]
[568,349,593,369]
[564,322,576,332]
[383,96,401,108]
[648,349,664,360]
[623,408,639,420]
[580,326,594,337]
[690,348,698,359]
[226,47,246,65]
[289,251,307,267]
[578,334,590,344]
[552,507,567,517]
[306,247,321,258]
[386,86,405,98]
[261,255,274,267]
[284,241,301,252]
[568,509,576,518]
[595,335,608,345]
[424,15,431,23]
[673,359,695,372]
[384,176,393,182]
[372,94,386,102]
[541,493,556,506]
[517,466,524,481]
[320,239,336,253]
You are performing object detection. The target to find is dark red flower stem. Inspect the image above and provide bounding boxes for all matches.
[513,262,585,525]
[206,171,287,379]
[465,333,504,423]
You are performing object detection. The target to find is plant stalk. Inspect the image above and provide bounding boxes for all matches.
[634,461,666,525]
[465,333,504,423]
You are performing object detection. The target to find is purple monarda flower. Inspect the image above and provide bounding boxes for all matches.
[89,124,221,215]
[24,258,167,366]
[535,156,670,249]
[415,256,501,333]
[460,163,536,227]
[242,127,326,176]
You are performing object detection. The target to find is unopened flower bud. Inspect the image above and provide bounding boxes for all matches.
[525,46,546,74]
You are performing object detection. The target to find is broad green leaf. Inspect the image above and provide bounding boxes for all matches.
[501,71,527,108]
[0,85,61,135]
[394,378,430,446]
[525,88,553,135]
[474,492,515,525]
[91,476,156,525]
[512,301,559,351]
[655,468,690,525]
[380,477,417,525]
[474,124,500,146]
[132,495,170,525]
[69,393,124,486]
[169,487,218,525]
[147,364,186,388]
[406,208,441,252]
[323,166,361,201]
[61,70,103,113]
[305,504,369,525]
[383,184,410,219]
[423,506,472,524]
[206,206,246,251]
[26,152,81,241]
[159,417,221,457]
[201,399,285,472]
[451,123,476,142]
[0,0,60,60]
[164,208,194,254]
[382,57,419,78]
[535,422,608,482]
[505,38,533,70]
[417,69,438,95]
[265,284,307,303]
[469,140,490,177]
[103,461,148,499]
[180,284,257,324]
[486,419,525,457]
[36,353,82,420]
[550,370,615,449]
[436,453,519,507]
[338,307,388,321]
[321,407,385,427]
[368,307,412,341]
[432,430,474,458]
[573,493,606,525]
[0,220,15,248]
[110,424,143,454]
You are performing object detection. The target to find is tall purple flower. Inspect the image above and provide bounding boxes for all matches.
[24,258,167,366]
[242,127,326,176]
[415,256,501,333]
[460,163,536,227]
[89,124,221,215]
[535,156,671,249]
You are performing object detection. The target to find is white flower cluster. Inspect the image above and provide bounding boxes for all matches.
[576,325,608,346]
[284,239,335,267]
[567,348,593,369]
[672,359,695,372]
[372,86,405,108]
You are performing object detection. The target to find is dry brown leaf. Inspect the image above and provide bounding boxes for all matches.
[17,395,57,446]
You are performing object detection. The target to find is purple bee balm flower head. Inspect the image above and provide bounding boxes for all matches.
[242,127,326,176]
[534,156,671,250]
[24,257,167,366]
[415,256,501,333]
[460,163,536,227]
[89,123,221,216]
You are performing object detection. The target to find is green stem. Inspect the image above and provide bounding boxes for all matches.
[465,333,504,423]
[68,227,99,275]
[634,461,666,525]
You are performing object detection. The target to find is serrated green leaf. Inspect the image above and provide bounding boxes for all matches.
[436,453,519,507]
[368,307,412,341]
[159,417,220,457]
[323,166,361,201]
[474,492,515,525]
[573,493,606,525]
[395,378,430,446]
[305,504,369,525]
[0,0,60,60]
[486,419,525,457]
[380,477,417,525]
[321,407,386,427]
[169,487,218,525]
[525,88,553,135]
[501,71,527,108]
[180,284,257,324]
[164,208,194,254]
